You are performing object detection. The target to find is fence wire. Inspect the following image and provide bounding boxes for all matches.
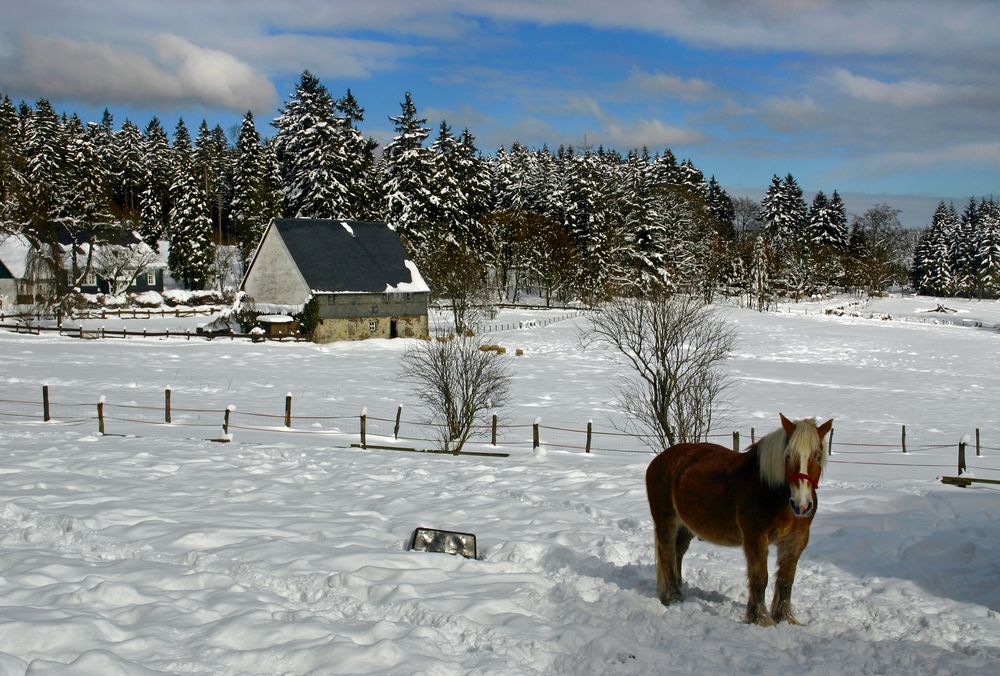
[0,391,998,475]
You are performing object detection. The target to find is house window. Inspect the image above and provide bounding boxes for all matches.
[83,271,97,286]
[145,271,156,286]
[368,319,377,333]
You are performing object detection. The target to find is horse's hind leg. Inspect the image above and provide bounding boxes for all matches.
[674,524,694,587]
[653,518,684,605]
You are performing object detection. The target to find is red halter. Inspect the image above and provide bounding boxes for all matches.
[787,472,818,490]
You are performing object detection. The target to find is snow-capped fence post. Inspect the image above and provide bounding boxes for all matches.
[393,405,402,439]
[828,427,834,456]
[586,420,592,454]
[165,387,172,424]
[901,425,907,453]
[733,431,740,452]
[360,407,367,449]
[42,384,50,422]
[491,413,498,446]
[97,396,105,435]
[284,393,292,427]
[533,418,540,449]
[223,405,233,438]
[958,437,968,475]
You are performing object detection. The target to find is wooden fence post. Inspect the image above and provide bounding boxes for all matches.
[732,431,739,452]
[491,413,497,446]
[360,407,367,449]
[393,405,402,439]
[586,420,593,454]
[533,417,540,449]
[165,386,172,423]
[901,425,907,453]
[828,427,834,456]
[958,437,967,475]
[223,405,233,437]
[42,383,50,422]
[284,392,292,427]
[751,427,755,444]
[97,396,105,435]
[976,428,981,457]
[79,326,84,339]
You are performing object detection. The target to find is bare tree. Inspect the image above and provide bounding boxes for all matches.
[732,196,762,240]
[584,293,736,451]
[211,245,242,294]
[848,204,912,296]
[419,241,490,334]
[93,242,159,295]
[401,333,511,452]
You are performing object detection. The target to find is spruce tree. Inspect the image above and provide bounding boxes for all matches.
[114,119,144,223]
[139,117,171,249]
[705,175,735,239]
[168,156,214,290]
[272,71,353,220]
[231,111,279,266]
[381,91,435,255]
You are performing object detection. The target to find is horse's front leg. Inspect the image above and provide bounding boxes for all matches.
[771,531,809,624]
[743,536,773,626]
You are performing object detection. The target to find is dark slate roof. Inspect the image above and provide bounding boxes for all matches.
[273,219,423,293]
[0,259,12,279]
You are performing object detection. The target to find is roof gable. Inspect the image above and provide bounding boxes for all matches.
[273,219,428,294]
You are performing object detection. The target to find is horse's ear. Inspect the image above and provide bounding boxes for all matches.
[779,413,796,437]
[817,419,833,438]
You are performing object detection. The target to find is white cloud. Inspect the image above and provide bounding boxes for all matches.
[830,69,952,108]
[623,69,714,101]
[0,33,276,112]
[603,118,706,149]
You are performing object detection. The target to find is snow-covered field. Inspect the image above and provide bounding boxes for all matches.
[1,296,999,674]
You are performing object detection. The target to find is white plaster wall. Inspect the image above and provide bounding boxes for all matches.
[241,228,310,305]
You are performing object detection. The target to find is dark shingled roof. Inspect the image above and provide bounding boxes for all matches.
[273,218,419,293]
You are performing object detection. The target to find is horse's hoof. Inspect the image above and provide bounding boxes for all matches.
[659,592,683,606]
[744,607,775,626]
[774,613,800,625]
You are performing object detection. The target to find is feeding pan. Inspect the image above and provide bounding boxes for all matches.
[408,527,478,559]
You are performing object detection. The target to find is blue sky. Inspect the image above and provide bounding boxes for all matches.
[2,1,999,227]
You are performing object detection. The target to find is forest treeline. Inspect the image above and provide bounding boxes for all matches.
[1,71,997,312]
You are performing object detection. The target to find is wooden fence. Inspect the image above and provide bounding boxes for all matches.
[1,386,997,483]
[0,323,306,342]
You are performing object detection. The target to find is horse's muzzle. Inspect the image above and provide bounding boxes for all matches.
[789,498,814,518]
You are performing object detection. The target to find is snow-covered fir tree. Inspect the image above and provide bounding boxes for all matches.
[381,91,436,256]
[231,111,280,266]
[114,120,144,223]
[138,118,171,249]
[167,156,214,290]
[272,71,353,220]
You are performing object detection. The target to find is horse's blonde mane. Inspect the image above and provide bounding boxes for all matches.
[757,417,827,487]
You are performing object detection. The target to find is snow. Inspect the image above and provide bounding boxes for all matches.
[1,295,999,673]
[384,260,431,294]
[339,222,355,237]
[257,315,295,323]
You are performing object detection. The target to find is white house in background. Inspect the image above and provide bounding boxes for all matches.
[240,218,430,342]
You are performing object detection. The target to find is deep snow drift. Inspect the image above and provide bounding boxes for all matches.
[0,295,998,675]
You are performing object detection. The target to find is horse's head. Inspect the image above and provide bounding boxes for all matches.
[779,413,833,518]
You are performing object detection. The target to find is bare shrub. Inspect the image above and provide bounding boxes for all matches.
[401,333,512,453]
[584,293,736,451]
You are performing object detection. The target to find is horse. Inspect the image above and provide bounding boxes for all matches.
[645,414,833,625]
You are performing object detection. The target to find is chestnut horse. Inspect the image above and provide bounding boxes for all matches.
[646,414,832,625]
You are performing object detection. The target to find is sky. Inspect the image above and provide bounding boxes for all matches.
[1,0,999,228]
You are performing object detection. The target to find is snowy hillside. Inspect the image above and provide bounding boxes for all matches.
[1,296,998,674]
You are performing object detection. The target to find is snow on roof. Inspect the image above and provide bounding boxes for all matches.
[0,234,31,278]
[257,314,295,323]
[386,260,430,294]
[339,222,355,237]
